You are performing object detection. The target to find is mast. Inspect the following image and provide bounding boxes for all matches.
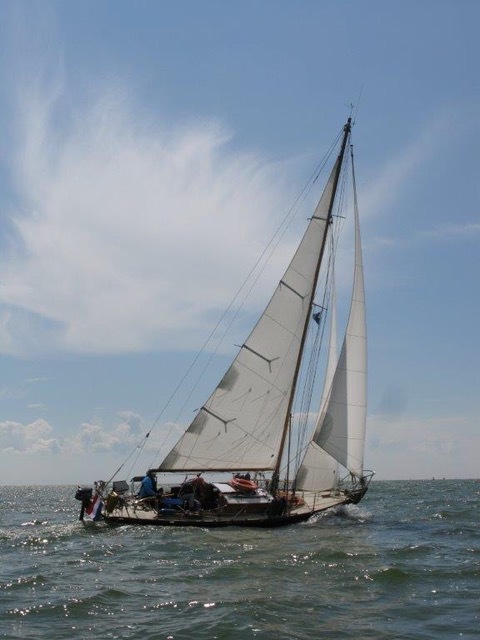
[271,117,352,490]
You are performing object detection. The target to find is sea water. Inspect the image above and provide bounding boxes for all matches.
[1,480,479,639]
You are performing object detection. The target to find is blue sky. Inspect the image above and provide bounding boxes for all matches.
[0,1,478,484]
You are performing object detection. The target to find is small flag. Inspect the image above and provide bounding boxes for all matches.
[313,311,322,325]
[85,495,104,521]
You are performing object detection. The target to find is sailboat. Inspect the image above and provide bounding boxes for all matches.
[75,117,374,527]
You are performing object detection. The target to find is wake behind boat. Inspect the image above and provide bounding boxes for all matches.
[75,117,373,528]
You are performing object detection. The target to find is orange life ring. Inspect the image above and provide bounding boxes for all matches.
[230,477,258,492]
[278,491,305,506]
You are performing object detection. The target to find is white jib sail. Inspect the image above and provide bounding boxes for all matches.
[311,173,367,478]
[160,159,340,472]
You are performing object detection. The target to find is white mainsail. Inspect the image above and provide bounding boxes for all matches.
[307,160,367,479]
[159,158,341,472]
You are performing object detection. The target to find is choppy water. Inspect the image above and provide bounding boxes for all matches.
[1,480,479,639]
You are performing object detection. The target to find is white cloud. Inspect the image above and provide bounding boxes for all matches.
[0,411,192,484]
[68,411,145,454]
[0,81,292,357]
[0,412,146,457]
[1,50,459,360]
[1,406,477,482]
[359,116,447,222]
[0,418,60,454]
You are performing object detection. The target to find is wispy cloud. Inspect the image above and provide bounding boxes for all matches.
[359,116,447,222]
[330,116,450,290]
[0,19,466,361]
[416,221,480,241]
[0,76,293,357]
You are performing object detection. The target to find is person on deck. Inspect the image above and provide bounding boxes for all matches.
[139,471,158,499]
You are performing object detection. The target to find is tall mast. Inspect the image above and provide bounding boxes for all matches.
[271,117,352,490]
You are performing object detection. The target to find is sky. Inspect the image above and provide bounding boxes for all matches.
[0,0,478,485]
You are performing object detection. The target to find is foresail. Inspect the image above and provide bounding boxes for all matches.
[294,442,338,490]
[311,169,367,478]
[159,159,340,472]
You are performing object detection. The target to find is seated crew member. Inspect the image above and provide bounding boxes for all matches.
[138,471,158,506]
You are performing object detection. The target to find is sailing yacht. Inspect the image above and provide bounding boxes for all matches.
[75,117,374,527]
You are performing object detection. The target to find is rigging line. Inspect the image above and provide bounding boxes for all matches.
[296,254,332,419]
[291,270,329,472]
[352,86,363,127]
[125,440,151,481]
[148,129,346,465]
[273,120,353,484]
[293,310,327,475]
[293,154,350,424]
[311,153,349,314]
[105,442,146,485]
[157,129,342,425]
[291,157,352,479]
[110,126,345,475]
[292,232,335,474]
[296,231,335,411]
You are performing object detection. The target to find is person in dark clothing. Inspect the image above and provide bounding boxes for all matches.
[138,471,158,506]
